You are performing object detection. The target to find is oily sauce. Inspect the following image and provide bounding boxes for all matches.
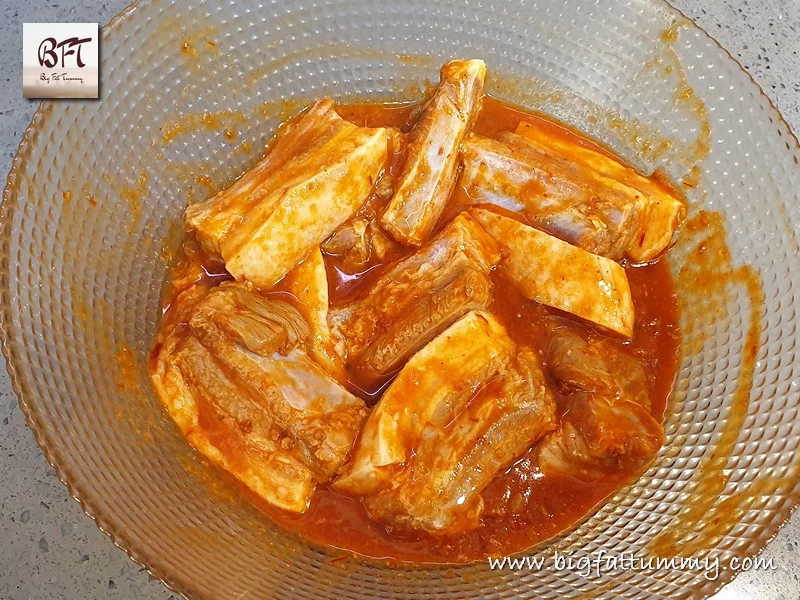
[159,97,682,564]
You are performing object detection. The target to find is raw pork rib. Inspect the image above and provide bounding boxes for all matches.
[151,282,367,513]
[382,59,486,246]
[185,99,389,288]
[335,311,556,533]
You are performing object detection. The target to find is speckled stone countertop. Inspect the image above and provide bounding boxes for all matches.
[0,1,798,599]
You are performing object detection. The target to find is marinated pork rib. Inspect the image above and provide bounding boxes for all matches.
[381,59,486,246]
[546,321,650,408]
[280,247,346,381]
[329,212,500,381]
[472,208,634,337]
[459,125,685,262]
[460,134,639,259]
[185,99,390,288]
[335,312,513,495]
[536,321,664,481]
[321,217,401,271]
[513,121,685,262]
[335,312,556,533]
[151,282,367,513]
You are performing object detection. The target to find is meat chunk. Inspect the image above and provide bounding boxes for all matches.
[334,311,513,495]
[321,218,371,266]
[536,392,664,481]
[329,212,500,381]
[381,59,486,246]
[184,100,339,256]
[513,121,685,262]
[365,349,556,533]
[158,335,319,512]
[460,134,640,259]
[357,267,492,379]
[472,209,634,337]
[280,247,346,381]
[185,99,390,288]
[151,282,367,513]
[321,218,401,271]
[536,321,664,481]
[335,313,556,533]
[545,319,650,408]
[459,127,685,262]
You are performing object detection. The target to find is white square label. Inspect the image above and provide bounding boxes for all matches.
[23,23,99,99]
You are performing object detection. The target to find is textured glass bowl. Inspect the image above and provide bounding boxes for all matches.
[2,0,799,598]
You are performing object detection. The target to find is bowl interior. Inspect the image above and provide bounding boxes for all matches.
[3,0,800,598]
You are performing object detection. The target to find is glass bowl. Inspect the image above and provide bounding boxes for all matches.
[2,0,799,597]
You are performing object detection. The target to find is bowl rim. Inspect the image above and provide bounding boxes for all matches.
[2,1,799,598]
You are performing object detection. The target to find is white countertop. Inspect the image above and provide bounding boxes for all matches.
[0,1,798,598]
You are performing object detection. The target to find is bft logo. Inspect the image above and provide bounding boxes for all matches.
[37,36,93,69]
[23,23,99,99]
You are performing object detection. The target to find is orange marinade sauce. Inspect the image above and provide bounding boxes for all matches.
[160,96,682,564]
